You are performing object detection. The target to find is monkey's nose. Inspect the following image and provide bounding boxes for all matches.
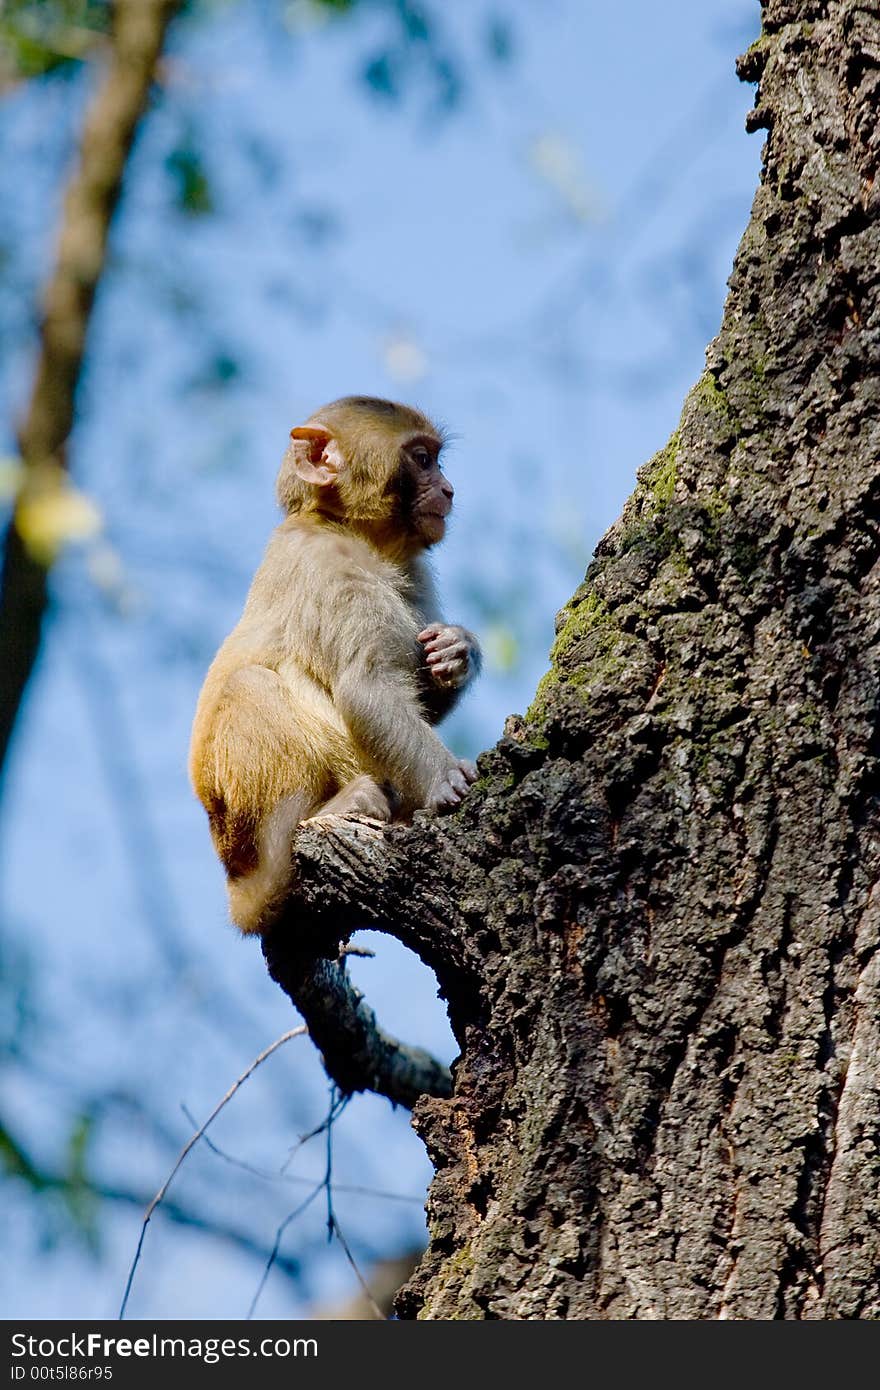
[442,482,454,501]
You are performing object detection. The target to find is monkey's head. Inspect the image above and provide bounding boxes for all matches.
[277,396,453,552]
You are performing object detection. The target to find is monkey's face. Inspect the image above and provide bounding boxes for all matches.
[398,434,453,548]
[282,400,454,555]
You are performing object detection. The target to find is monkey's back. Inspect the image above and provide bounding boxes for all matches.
[188,516,420,822]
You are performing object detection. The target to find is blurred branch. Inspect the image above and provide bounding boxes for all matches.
[100,1180,303,1285]
[1,1115,302,1284]
[0,0,180,783]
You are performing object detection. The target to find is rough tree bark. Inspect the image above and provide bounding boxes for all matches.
[264,0,880,1318]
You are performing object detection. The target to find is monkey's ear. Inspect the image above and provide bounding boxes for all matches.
[288,426,345,487]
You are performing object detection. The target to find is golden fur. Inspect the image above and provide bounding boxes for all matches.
[189,398,479,933]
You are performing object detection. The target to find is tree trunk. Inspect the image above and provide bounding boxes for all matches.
[265,0,880,1318]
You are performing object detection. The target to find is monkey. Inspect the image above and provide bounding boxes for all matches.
[189,396,481,935]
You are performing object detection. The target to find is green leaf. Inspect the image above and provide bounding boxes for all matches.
[0,1123,50,1190]
[66,1112,94,1186]
[0,0,109,82]
[63,1112,100,1250]
[165,145,214,217]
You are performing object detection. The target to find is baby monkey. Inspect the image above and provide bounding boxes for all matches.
[189,396,481,934]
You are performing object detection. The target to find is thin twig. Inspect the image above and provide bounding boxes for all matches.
[246,1086,391,1319]
[180,1103,422,1203]
[324,1085,338,1240]
[248,1086,342,1320]
[329,1217,387,1321]
[246,1185,324,1321]
[280,1090,349,1175]
[320,1087,386,1320]
[97,1181,301,1282]
[118,1026,306,1319]
[0,1100,302,1284]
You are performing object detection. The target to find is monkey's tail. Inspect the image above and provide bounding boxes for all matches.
[226,795,303,934]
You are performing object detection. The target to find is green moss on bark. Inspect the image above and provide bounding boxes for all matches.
[527,593,625,723]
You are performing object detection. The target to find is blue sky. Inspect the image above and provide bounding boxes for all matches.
[1,0,761,1318]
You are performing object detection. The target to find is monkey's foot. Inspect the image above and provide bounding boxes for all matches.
[312,774,394,822]
[301,812,387,839]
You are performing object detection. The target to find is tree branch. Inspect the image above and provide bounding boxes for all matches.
[0,0,180,779]
[261,815,463,1108]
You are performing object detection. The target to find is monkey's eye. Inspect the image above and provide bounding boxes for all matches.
[411,446,432,470]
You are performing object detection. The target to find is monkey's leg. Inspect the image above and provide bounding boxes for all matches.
[201,665,339,931]
[311,774,393,822]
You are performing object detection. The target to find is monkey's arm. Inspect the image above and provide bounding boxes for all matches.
[417,622,482,724]
[322,595,471,812]
[334,653,474,813]
[406,557,481,723]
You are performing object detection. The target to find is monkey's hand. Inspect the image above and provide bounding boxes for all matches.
[427,757,478,813]
[418,624,480,690]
